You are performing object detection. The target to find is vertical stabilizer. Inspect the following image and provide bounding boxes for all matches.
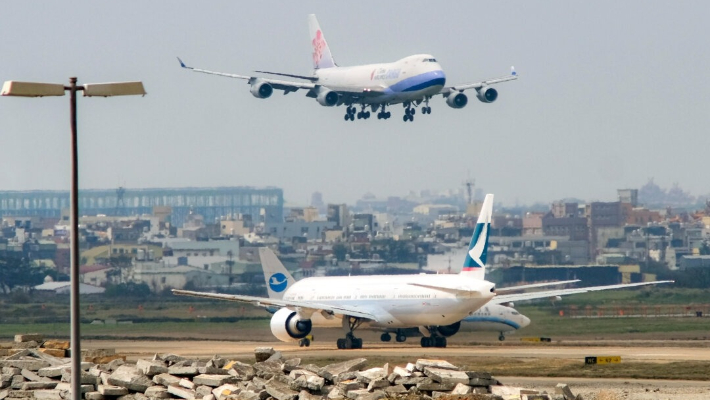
[460,194,494,280]
[259,248,295,299]
[308,14,336,69]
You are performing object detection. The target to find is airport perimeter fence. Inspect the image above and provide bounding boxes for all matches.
[560,304,710,318]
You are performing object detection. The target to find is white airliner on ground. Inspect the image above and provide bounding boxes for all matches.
[256,247,530,346]
[174,194,499,349]
[177,15,517,122]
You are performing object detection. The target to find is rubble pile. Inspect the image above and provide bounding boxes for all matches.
[0,336,578,400]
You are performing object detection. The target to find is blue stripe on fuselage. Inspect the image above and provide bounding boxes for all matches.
[385,70,446,94]
[463,316,521,330]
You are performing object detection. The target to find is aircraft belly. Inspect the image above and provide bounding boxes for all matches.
[461,321,515,333]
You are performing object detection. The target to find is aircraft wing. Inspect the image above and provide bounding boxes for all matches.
[177,58,315,93]
[496,280,580,293]
[172,289,376,320]
[440,67,518,96]
[492,280,674,304]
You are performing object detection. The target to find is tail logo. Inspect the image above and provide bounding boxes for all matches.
[269,273,288,293]
[463,222,489,270]
[312,30,326,67]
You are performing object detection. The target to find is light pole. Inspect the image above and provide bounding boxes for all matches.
[2,78,146,400]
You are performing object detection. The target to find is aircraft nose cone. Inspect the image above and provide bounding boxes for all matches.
[521,315,531,328]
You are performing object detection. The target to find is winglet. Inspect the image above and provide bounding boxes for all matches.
[511,66,517,76]
[177,57,192,69]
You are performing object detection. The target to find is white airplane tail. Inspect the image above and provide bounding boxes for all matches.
[259,247,295,299]
[308,14,336,70]
[460,194,494,280]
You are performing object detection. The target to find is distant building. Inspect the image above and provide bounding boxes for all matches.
[618,189,639,207]
[34,282,105,295]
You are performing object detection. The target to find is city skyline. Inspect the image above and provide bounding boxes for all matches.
[1,1,709,206]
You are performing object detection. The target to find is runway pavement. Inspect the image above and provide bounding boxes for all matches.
[82,339,710,363]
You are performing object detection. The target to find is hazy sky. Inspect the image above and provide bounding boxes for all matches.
[1,1,708,207]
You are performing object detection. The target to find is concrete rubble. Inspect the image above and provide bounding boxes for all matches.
[0,335,582,400]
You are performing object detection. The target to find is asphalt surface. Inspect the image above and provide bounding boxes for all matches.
[82,339,710,362]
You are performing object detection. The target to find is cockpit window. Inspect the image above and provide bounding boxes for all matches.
[423,58,437,62]
[512,311,519,315]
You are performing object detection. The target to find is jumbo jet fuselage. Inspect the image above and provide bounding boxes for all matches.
[314,54,446,104]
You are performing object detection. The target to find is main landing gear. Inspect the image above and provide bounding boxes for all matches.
[337,316,364,349]
[377,104,391,120]
[420,336,447,348]
[344,106,357,121]
[419,326,447,348]
[403,103,415,122]
[498,333,506,341]
[380,330,407,343]
[421,97,432,114]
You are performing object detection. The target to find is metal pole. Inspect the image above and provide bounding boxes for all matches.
[68,77,82,400]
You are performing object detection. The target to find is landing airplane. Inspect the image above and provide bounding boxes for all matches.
[174,194,499,349]
[177,15,517,122]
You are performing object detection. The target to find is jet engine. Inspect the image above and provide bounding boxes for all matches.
[249,79,273,99]
[476,86,498,103]
[316,88,339,107]
[435,321,461,337]
[446,92,468,109]
[269,308,312,342]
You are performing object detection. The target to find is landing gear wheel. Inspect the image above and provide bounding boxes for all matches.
[380,333,392,342]
[410,108,416,115]
[499,334,506,341]
[403,115,408,122]
[299,338,311,347]
[435,337,447,348]
[395,333,406,343]
[420,337,430,348]
[337,338,345,349]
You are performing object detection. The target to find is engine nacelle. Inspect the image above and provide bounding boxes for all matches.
[316,88,339,107]
[436,321,461,337]
[476,86,498,103]
[270,308,312,342]
[446,92,468,109]
[249,79,273,99]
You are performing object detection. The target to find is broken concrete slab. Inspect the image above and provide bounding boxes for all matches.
[14,334,43,343]
[0,359,51,371]
[168,383,197,400]
[108,365,155,392]
[318,359,367,382]
[264,379,299,400]
[85,391,105,400]
[195,385,213,398]
[98,384,129,396]
[253,348,275,363]
[136,359,168,376]
[180,378,196,390]
[414,360,459,371]
[416,378,456,392]
[169,365,200,377]
[37,365,68,379]
[153,374,181,386]
[555,383,576,400]
[32,389,64,400]
[20,381,58,390]
[145,386,172,399]
[193,374,238,387]
[384,384,407,395]
[451,383,472,395]
[423,367,470,385]
[354,368,386,385]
